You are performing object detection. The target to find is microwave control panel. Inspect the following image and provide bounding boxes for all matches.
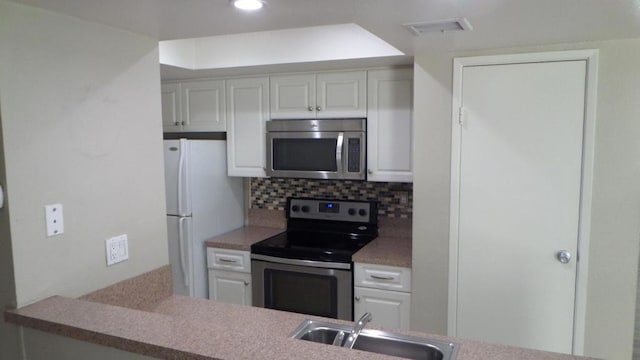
[347,138,361,173]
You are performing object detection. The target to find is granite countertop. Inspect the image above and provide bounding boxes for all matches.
[205,213,411,268]
[204,226,284,251]
[353,235,412,268]
[5,291,596,360]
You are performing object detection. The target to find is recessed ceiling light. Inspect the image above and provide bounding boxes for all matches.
[232,0,263,11]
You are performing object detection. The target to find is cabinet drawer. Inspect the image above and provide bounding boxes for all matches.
[354,263,411,292]
[207,248,251,273]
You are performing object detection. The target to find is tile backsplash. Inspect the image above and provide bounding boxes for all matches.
[250,178,412,219]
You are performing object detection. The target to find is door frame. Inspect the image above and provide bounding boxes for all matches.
[448,49,599,355]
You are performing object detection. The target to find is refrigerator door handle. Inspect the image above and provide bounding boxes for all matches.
[178,216,189,288]
[177,138,189,216]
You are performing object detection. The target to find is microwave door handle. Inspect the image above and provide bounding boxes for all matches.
[336,132,344,173]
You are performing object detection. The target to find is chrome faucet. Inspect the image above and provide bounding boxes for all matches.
[342,312,373,349]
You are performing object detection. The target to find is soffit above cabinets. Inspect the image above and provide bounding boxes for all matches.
[159,24,405,71]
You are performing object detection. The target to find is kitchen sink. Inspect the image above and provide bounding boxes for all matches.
[290,320,459,360]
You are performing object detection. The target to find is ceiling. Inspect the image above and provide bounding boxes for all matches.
[9,0,640,78]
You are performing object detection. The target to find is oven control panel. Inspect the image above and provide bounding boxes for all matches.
[287,198,377,223]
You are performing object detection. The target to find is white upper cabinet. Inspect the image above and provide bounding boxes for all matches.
[226,77,269,177]
[316,71,367,118]
[161,82,182,132]
[161,80,226,132]
[181,79,226,132]
[270,71,366,119]
[367,68,413,183]
[269,73,315,119]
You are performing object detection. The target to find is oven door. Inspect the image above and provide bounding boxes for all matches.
[251,255,353,320]
[266,131,365,180]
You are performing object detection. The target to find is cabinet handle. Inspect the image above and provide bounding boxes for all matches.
[218,258,238,263]
[174,122,179,126]
[308,106,314,112]
[244,281,250,286]
[367,169,373,175]
[316,106,322,111]
[370,274,394,280]
[181,121,185,126]
[355,296,361,302]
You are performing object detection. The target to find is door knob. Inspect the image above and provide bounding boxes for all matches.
[308,106,314,111]
[556,250,572,264]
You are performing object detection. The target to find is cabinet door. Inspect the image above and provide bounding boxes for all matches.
[367,69,413,182]
[161,83,182,132]
[226,77,269,177]
[316,71,367,118]
[181,80,226,131]
[270,74,315,119]
[354,287,411,330]
[208,270,252,306]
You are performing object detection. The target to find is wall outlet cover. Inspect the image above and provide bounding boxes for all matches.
[106,234,129,266]
[45,204,64,237]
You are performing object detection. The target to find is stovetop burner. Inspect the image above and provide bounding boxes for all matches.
[251,198,378,263]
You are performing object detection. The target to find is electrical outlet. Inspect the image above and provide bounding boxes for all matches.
[399,192,409,205]
[45,204,64,237]
[105,234,129,266]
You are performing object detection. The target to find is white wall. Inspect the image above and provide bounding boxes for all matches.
[411,39,640,359]
[0,0,169,356]
[410,53,452,335]
[23,328,157,360]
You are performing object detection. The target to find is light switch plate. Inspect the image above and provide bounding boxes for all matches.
[45,204,64,237]
[106,234,129,266]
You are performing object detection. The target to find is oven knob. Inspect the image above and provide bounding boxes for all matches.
[291,205,300,212]
[301,205,310,213]
[358,209,367,216]
[348,208,356,216]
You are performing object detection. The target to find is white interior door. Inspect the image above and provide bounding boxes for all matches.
[450,59,587,354]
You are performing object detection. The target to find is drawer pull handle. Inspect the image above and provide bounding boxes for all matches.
[370,274,394,280]
[218,258,238,263]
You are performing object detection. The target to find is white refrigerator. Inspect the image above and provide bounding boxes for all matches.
[164,139,244,298]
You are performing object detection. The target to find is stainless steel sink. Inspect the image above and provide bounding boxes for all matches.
[290,320,459,360]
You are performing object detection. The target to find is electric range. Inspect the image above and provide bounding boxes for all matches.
[250,197,378,320]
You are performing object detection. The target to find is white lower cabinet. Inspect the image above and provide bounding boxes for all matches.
[354,287,411,330]
[208,269,251,306]
[206,247,251,306]
[354,263,411,330]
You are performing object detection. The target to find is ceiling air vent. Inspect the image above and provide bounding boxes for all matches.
[404,18,472,36]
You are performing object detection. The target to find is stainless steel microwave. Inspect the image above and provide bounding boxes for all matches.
[266,119,366,180]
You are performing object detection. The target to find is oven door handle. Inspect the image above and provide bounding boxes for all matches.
[336,132,344,174]
[251,254,351,270]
